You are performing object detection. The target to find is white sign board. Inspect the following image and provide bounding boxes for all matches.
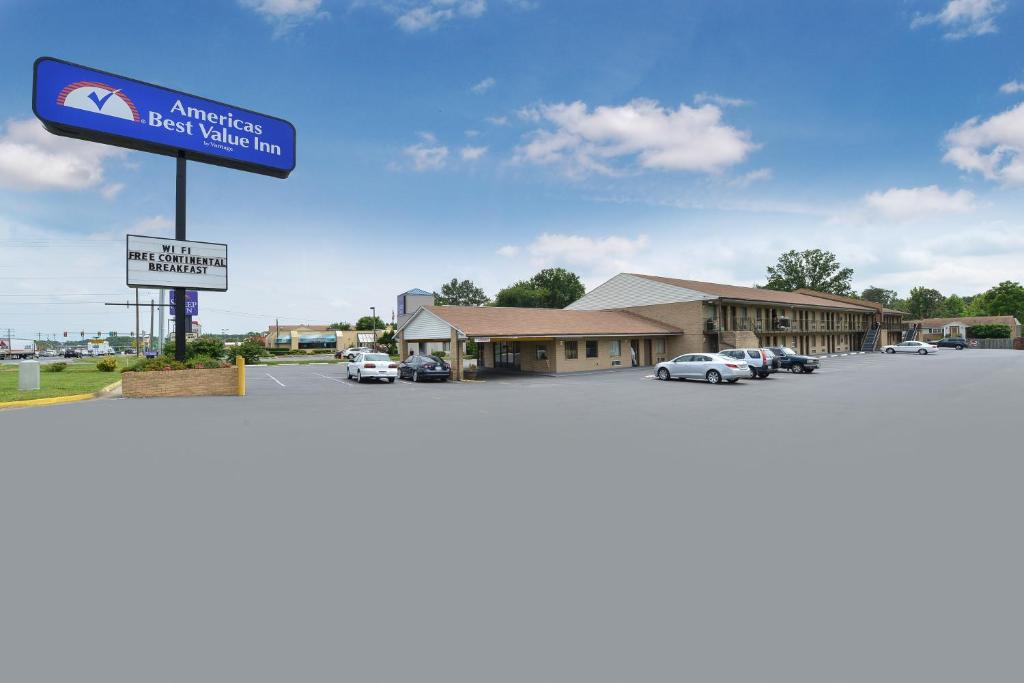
[126,235,227,291]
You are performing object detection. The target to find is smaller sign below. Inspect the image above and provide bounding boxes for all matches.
[127,234,227,291]
[169,289,199,317]
[357,333,375,344]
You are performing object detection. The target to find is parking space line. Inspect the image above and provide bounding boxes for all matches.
[313,372,347,385]
[265,372,286,387]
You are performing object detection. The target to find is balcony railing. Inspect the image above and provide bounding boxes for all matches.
[705,318,871,334]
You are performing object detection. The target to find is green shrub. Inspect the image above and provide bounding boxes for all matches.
[185,335,226,360]
[967,324,1011,339]
[185,356,229,370]
[42,362,68,373]
[226,338,265,365]
[123,356,185,373]
[96,358,118,374]
[433,349,447,358]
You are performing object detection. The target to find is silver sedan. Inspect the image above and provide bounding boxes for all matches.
[655,353,748,384]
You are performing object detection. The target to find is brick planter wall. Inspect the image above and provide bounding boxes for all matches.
[122,366,239,398]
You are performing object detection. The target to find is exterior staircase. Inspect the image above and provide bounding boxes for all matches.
[902,324,919,342]
[861,325,881,352]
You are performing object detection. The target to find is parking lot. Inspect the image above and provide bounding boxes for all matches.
[2,350,1021,682]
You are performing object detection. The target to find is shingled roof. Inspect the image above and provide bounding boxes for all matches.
[631,275,876,311]
[407,306,681,337]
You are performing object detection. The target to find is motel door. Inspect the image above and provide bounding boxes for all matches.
[630,340,640,367]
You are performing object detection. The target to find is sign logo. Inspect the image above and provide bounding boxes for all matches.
[56,80,141,123]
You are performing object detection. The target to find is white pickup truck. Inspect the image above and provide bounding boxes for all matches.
[0,338,37,360]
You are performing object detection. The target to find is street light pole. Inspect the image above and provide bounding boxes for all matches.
[370,306,376,351]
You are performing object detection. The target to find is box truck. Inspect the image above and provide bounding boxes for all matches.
[0,338,37,360]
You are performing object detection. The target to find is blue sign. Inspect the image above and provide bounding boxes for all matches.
[32,57,295,178]
[169,289,199,317]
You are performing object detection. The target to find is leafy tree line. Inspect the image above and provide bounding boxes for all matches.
[762,249,1024,323]
[427,268,587,309]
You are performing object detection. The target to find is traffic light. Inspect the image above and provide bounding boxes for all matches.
[63,331,67,338]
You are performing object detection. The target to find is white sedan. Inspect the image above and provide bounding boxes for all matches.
[655,353,748,384]
[882,341,939,355]
[346,352,398,383]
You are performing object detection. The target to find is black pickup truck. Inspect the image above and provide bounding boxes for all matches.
[767,346,819,374]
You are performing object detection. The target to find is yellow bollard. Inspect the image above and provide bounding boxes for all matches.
[236,355,246,396]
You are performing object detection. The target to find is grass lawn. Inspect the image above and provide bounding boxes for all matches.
[0,360,124,403]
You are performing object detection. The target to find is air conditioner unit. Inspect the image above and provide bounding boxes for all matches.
[776,317,791,329]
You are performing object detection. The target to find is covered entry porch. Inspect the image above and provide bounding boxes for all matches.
[476,335,668,373]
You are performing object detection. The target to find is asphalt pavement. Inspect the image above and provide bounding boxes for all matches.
[1,350,1021,682]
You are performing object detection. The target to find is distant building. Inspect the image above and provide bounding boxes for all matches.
[396,288,435,329]
[264,324,381,352]
[905,315,1021,340]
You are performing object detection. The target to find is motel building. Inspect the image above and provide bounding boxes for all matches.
[397,273,906,378]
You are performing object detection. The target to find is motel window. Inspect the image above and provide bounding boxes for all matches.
[565,341,578,360]
[586,340,598,358]
[655,338,666,353]
[609,340,621,357]
[536,345,548,360]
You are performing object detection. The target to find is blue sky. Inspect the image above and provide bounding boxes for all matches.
[1,0,1023,336]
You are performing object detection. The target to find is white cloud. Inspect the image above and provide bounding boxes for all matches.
[864,185,976,221]
[460,145,488,161]
[999,80,1024,94]
[944,102,1024,184]
[403,132,449,170]
[101,183,125,200]
[496,245,520,257]
[729,167,773,188]
[391,0,487,32]
[911,0,1004,39]
[527,233,651,271]
[694,92,750,107]
[238,0,327,35]
[131,215,174,236]
[0,118,124,192]
[486,115,509,126]
[513,98,757,177]
[465,129,480,138]
[471,77,496,94]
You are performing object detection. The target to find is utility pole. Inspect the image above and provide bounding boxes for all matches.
[158,289,165,355]
[135,288,141,358]
[370,306,376,351]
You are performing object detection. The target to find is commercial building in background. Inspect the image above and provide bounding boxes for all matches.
[904,315,1021,341]
[264,325,382,352]
[398,273,906,376]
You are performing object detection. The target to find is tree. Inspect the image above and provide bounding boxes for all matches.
[940,294,966,318]
[971,281,1024,321]
[966,324,1012,339]
[355,316,387,331]
[328,322,352,331]
[906,287,945,320]
[435,278,490,306]
[227,337,266,364]
[764,249,854,295]
[185,335,226,360]
[494,268,587,309]
[860,286,899,309]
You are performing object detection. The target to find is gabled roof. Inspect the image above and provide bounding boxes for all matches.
[400,305,681,338]
[630,275,876,311]
[402,288,433,296]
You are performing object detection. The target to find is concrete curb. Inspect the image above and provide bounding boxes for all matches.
[0,380,122,411]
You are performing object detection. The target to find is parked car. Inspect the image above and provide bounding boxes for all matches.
[768,346,820,373]
[345,352,398,383]
[882,341,939,355]
[719,348,774,378]
[655,353,747,384]
[398,354,452,382]
[63,348,82,358]
[41,349,59,357]
[340,346,373,360]
[761,348,780,373]
[934,337,967,350]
